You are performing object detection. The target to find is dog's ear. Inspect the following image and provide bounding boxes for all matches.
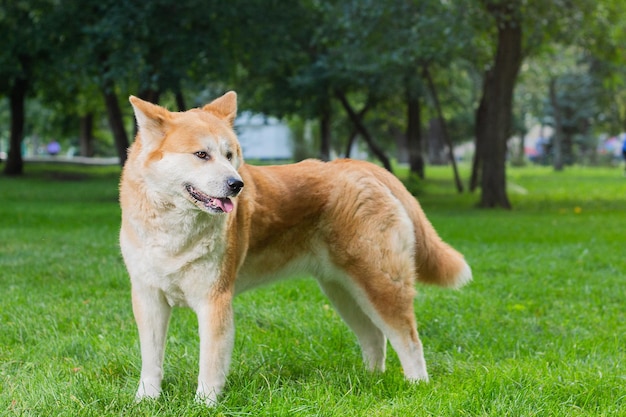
[202,91,237,126]
[129,96,171,145]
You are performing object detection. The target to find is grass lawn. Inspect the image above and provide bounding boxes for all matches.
[1,162,625,416]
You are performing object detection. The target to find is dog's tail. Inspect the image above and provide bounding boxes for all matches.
[373,168,472,288]
[408,202,472,288]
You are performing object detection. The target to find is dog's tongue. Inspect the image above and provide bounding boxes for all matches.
[214,198,234,213]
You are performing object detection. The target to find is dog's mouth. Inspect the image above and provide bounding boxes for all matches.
[185,184,234,213]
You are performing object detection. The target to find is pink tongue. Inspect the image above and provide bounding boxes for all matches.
[216,198,234,213]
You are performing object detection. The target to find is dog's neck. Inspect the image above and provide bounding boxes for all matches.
[121,170,229,253]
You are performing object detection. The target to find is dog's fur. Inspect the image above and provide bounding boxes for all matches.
[120,92,472,405]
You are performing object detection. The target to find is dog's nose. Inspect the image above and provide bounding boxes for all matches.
[227,177,244,194]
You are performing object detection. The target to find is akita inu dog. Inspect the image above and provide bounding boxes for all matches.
[120,92,471,405]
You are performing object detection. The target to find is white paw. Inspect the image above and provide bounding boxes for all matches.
[406,371,430,383]
[135,380,162,402]
[194,389,219,407]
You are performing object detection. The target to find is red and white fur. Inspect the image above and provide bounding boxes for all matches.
[119,92,472,405]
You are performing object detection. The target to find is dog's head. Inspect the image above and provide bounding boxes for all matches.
[129,92,244,214]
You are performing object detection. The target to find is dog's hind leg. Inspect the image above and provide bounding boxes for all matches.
[356,277,429,382]
[374,308,429,382]
[330,252,429,382]
[132,285,172,400]
[322,275,429,382]
[318,280,387,372]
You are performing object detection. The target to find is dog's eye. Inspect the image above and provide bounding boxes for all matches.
[226,151,233,161]
[194,151,209,160]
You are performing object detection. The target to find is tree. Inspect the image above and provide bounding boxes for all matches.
[469,0,596,207]
[510,1,621,169]
[69,0,237,166]
[471,0,523,209]
[546,64,600,169]
[0,0,59,175]
[577,0,626,134]
[233,0,334,160]
[335,90,393,171]
[325,0,471,182]
[423,67,464,192]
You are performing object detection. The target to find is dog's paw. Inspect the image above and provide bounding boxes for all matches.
[406,371,430,383]
[194,389,219,407]
[135,380,162,402]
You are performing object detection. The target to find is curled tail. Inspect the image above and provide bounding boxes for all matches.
[372,167,472,288]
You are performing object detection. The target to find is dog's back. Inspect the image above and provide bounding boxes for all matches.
[235,159,471,293]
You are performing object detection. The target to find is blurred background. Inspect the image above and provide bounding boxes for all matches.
[1,0,625,207]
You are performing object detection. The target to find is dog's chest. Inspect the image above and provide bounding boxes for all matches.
[122,214,228,308]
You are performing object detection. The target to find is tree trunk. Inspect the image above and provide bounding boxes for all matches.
[175,90,187,111]
[563,134,574,165]
[476,4,523,209]
[319,106,331,161]
[344,102,370,158]
[335,90,393,173]
[514,125,527,166]
[549,78,564,171]
[102,84,130,167]
[406,93,424,179]
[422,66,463,193]
[344,129,357,158]
[138,89,160,104]
[470,85,488,192]
[427,119,446,165]
[4,77,28,176]
[79,113,94,157]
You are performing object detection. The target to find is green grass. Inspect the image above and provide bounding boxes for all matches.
[1,162,625,416]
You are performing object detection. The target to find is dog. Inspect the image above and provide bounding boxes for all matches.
[119,91,472,405]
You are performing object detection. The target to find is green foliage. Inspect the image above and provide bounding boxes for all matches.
[400,171,425,197]
[1,163,625,415]
[3,0,626,179]
[0,0,60,93]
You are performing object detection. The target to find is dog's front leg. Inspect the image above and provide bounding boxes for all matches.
[132,285,172,401]
[194,290,235,406]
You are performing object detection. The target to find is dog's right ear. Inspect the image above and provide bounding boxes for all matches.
[129,96,171,146]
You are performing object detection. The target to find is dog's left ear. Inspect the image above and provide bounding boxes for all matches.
[202,91,237,126]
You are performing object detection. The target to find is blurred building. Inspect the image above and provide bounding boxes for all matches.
[235,112,292,161]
